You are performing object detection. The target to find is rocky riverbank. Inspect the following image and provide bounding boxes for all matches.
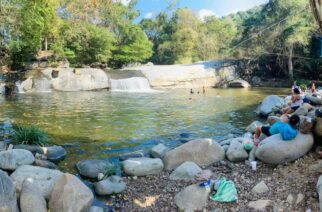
[1,92,322,211]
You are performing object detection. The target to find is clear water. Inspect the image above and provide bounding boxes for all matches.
[0,88,287,170]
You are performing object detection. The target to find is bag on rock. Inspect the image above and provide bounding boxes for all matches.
[210,178,237,202]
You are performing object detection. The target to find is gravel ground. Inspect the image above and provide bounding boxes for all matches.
[108,152,320,212]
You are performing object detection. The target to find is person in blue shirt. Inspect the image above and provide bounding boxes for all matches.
[254,114,300,146]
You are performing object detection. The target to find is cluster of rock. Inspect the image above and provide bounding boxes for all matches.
[0,143,101,212]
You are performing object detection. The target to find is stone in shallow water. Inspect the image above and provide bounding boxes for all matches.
[76,159,113,179]
[43,145,67,163]
[0,149,35,171]
[122,157,164,176]
[0,170,19,212]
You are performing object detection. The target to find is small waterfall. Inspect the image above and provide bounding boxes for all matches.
[110,77,153,92]
[15,81,25,93]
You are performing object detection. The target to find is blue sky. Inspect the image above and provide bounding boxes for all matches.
[134,0,268,20]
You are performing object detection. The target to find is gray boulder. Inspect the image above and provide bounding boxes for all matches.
[10,165,63,199]
[163,139,225,170]
[122,157,163,176]
[0,149,35,170]
[43,146,66,163]
[169,161,202,181]
[255,133,314,164]
[257,95,284,116]
[150,144,170,158]
[251,181,269,194]
[20,178,47,212]
[14,145,44,154]
[174,184,210,211]
[76,159,112,179]
[245,121,262,133]
[226,139,248,162]
[317,175,322,212]
[94,175,126,195]
[0,170,19,212]
[306,94,322,105]
[49,173,94,212]
[34,159,57,169]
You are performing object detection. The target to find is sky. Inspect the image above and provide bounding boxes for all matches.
[131,0,269,21]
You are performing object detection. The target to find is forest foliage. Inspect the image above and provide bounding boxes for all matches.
[0,0,321,79]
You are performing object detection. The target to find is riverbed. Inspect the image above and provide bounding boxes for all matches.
[0,88,288,171]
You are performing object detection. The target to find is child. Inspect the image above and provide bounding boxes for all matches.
[254,114,300,145]
[282,88,303,114]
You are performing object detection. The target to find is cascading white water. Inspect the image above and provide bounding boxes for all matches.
[15,81,25,93]
[110,77,153,92]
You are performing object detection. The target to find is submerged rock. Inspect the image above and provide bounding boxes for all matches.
[169,161,202,181]
[257,95,284,116]
[255,133,314,164]
[226,139,248,162]
[76,159,112,179]
[122,157,164,176]
[0,170,19,212]
[49,173,94,212]
[174,184,210,211]
[20,178,47,212]
[0,149,35,171]
[163,139,225,170]
[94,175,126,195]
[10,165,63,199]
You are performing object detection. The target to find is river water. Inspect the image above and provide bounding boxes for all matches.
[0,87,287,171]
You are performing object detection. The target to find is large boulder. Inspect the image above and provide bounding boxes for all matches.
[94,175,126,195]
[48,173,94,212]
[305,94,322,105]
[315,117,322,137]
[228,79,251,88]
[52,68,109,91]
[0,149,35,170]
[0,170,19,212]
[169,161,202,181]
[255,133,314,164]
[20,178,47,212]
[257,95,284,116]
[42,145,66,163]
[10,165,63,199]
[226,139,249,162]
[174,184,210,211]
[122,157,164,176]
[163,139,225,170]
[76,159,113,179]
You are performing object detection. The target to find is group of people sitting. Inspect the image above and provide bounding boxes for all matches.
[254,81,320,146]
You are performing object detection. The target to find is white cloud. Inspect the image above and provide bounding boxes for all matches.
[198,9,216,21]
[144,12,153,19]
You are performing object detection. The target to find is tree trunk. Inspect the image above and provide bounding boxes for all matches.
[288,44,294,82]
[45,37,48,51]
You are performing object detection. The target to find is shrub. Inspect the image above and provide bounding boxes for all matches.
[14,125,50,146]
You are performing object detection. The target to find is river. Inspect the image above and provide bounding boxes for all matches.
[0,87,288,171]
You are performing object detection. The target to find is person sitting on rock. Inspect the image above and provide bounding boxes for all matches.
[254,114,300,145]
[282,88,303,114]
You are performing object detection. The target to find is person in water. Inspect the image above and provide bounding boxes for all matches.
[282,88,303,114]
[203,86,206,94]
[190,88,194,94]
[254,114,300,145]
